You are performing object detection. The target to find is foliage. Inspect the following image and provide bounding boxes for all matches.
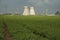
[0,16,60,40]
[55,11,60,15]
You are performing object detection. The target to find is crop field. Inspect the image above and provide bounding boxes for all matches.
[0,15,60,40]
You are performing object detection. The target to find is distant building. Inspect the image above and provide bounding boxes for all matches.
[23,6,35,16]
[30,7,35,15]
[47,14,55,16]
[23,6,29,16]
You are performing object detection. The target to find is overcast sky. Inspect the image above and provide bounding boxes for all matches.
[0,0,60,14]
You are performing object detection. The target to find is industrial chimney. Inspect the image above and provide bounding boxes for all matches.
[30,6,35,15]
[23,6,29,16]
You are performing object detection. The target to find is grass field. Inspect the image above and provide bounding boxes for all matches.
[0,15,60,40]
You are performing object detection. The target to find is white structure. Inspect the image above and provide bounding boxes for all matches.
[47,14,55,16]
[30,7,35,15]
[23,6,29,16]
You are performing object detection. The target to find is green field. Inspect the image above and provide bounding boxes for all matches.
[0,15,60,40]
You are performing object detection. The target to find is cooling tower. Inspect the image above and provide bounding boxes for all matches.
[30,7,35,15]
[23,6,29,16]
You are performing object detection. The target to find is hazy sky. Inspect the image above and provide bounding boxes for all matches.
[0,0,60,14]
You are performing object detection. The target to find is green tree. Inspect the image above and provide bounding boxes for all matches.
[55,11,60,15]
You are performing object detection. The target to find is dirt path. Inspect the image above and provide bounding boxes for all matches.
[3,19,12,40]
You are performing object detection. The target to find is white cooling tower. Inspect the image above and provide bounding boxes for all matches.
[23,6,29,16]
[30,7,35,15]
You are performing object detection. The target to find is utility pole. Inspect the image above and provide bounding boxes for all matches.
[0,0,2,13]
[5,4,7,13]
[46,9,48,16]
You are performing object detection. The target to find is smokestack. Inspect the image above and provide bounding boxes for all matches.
[30,6,35,15]
[23,6,29,16]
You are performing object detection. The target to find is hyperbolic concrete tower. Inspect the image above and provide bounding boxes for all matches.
[23,6,29,16]
[30,7,35,15]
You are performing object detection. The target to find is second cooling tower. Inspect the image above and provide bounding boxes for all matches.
[30,7,35,15]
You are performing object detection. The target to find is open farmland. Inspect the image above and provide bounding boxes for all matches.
[0,15,60,40]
